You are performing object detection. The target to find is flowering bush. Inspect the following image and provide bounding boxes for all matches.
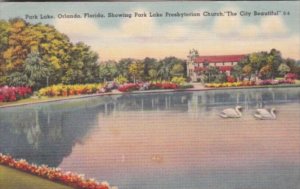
[205,81,255,88]
[114,76,128,85]
[39,84,102,97]
[0,86,32,102]
[149,82,178,90]
[259,79,276,85]
[258,79,296,85]
[285,73,298,80]
[171,77,186,85]
[0,153,111,189]
[118,82,178,92]
[226,76,236,83]
[118,83,140,92]
[278,79,296,84]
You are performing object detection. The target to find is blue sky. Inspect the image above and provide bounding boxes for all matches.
[0,1,299,60]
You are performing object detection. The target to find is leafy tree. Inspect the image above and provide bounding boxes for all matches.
[231,64,243,81]
[128,61,143,83]
[117,58,135,79]
[285,58,297,74]
[114,75,128,85]
[215,73,227,83]
[242,65,252,80]
[24,52,50,89]
[62,42,99,84]
[158,57,185,80]
[204,66,219,83]
[158,60,172,81]
[0,20,10,85]
[99,60,118,82]
[259,65,272,79]
[143,57,158,80]
[7,72,28,87]
[170,63,184,77]
[278,63,291,77]
[148,69,158,81]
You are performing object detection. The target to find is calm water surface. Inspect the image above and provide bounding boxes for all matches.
[0,87,300,189]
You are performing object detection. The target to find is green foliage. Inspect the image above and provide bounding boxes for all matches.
[62,42,99,84]
[0,19,99,88]
[171,76,186,85]
[214,73,227,83]
[99,60,118,82]
[128,61,144,83]
[7,72,28,86]
[157,57,185,80]
[148,69,158,81]
[114,75,128,85]
[278,63,291,77]
[203,66,219,83]
[170,63,184,77]
[236,49,287,80]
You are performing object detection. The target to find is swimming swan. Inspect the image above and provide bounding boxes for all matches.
[219,106,243,118]
[254,108,277,120]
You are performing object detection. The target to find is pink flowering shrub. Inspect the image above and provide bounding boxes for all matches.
[118,82,178,92]
[285,73,298,80]
[0,86,32,102]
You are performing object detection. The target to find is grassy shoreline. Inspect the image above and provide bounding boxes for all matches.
[0,165,73,189]
[1,84,299,108]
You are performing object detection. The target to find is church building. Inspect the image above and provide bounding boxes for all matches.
[187,53,245,82]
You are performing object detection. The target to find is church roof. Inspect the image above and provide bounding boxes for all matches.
[194,55,245,63]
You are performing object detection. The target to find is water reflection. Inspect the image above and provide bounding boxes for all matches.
[0,87,299,188]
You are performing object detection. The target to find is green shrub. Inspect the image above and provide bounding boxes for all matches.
[114,75,128,85]
[171,76,186,85]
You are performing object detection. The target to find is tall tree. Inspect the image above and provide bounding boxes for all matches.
[0,20,10,85]
[128,61,144,83]
[99,60,118,82]
[278,63,291,77]
[24,52,50,89]
[62,42,99,84]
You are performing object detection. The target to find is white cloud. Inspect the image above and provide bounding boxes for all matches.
[213,15,241,35]
[120,8,156,38]
[239,24,260,38]
[260,16,288,34]
[54,18,101,39]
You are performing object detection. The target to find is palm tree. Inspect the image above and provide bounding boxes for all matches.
[158,60,172,81]
[24,52,50,89]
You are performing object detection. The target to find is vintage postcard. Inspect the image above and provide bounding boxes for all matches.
[0,1,299,189]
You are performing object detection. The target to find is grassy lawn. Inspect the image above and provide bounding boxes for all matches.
[0,95,94,108]
[0,165,73,189]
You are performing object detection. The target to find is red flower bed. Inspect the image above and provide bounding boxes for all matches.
[0,153,111,189]
[118,82,178,92]
[285,73,298,80]
[149,82,178,90]
[226,76,236,83]
[118,83,140,92]
[0,86,32,102]
[278,79,295,84]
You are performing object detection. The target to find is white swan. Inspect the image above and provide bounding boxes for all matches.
[219,106,243,118]
[254,108,277,120]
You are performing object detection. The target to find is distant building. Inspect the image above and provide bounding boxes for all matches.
[187,54,245,82]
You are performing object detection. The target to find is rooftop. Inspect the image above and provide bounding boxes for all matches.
[194,55,245,63]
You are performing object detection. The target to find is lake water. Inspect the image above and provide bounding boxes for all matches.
[0,87,300,189]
